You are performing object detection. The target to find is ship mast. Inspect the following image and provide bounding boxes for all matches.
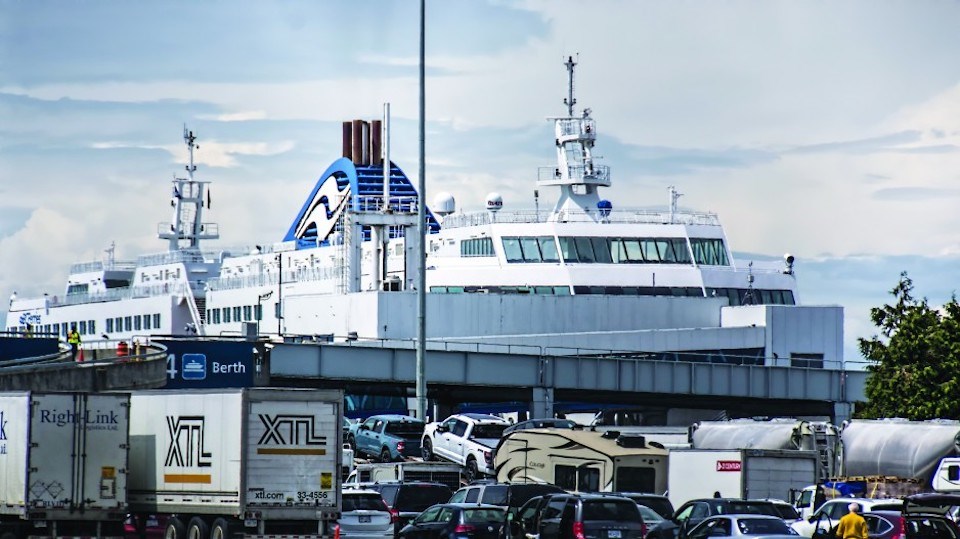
[159,126,219,250]
[539,55,612,219]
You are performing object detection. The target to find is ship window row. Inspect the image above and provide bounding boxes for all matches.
[428,285,794,305]
[104,314,162,333]
[495,236,728,266]
[206,304,264,324]
[461,237,496,257]
[707,288,795,306]
[431,285,572,295]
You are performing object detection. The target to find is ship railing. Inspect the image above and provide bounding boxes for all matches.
[137,249,220,266]
[69,260,138,273]
[156,222,220,237]
[206,266,341,291]
[353,195,419,214]
[538,164,611,183]
[45,281,199,306]
[325,336,861,371]
[440,207,722,228]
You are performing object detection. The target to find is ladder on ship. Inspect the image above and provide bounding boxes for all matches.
[195,297,207,324]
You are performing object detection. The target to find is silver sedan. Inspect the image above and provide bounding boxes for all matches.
[686,515,800,539]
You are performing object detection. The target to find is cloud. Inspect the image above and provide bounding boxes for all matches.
[872,187,960,201]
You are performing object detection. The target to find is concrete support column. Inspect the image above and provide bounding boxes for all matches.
[531,386,554,419]
[833,401,853,425]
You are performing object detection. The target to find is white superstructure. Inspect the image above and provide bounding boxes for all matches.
[7,58,840,369]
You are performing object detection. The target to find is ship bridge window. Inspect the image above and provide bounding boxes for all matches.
[461,238,495,257]
[104,279,130,289]
[502,236,560,263]
[690,238,729,266]
[707,288,796,306]
[66,283,88,296]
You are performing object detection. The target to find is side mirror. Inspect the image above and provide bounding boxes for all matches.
[437,424,448,433]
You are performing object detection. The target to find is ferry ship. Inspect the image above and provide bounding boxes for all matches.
[6,58,841,368]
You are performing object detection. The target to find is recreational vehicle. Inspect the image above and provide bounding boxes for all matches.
[494,428,668,493]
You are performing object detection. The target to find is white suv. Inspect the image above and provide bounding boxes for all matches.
[421,413,509,481]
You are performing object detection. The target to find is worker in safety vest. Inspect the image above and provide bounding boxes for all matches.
[67,325,81,360]
[116,340,129,357]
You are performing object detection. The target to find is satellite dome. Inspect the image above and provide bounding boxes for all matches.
[485,192,503,212]
[433,192,456,216]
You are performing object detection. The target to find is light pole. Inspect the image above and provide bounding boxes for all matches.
[275,254,283,336]
[257,291,273,336]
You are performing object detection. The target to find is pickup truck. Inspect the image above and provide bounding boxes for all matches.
[421,413,509,481]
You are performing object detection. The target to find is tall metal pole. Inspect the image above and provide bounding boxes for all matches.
[415,0,427,420]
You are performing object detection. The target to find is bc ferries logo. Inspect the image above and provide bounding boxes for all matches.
[286,170,351,246]
[181,354,207,380]
[255,414,327,456]
[18,313,41,326]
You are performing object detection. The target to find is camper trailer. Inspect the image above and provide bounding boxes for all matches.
[494,428,668,493]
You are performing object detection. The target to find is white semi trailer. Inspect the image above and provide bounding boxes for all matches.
[0,391,130,539]
[126,388,343,539]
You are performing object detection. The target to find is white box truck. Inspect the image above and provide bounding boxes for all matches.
[0,391,129,539]
[668,449,818,508]
[126,388,343,539]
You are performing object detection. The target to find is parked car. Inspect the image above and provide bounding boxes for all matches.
[532,493,646,539]
[646,499,780,539]
[812,509,960,539]
[637,505,666,529]
[422,414,510,481]
[686,515,800,539]
[349,414,426,462]
[766,500,802,524]
[602,493,674,520]
[397,503,505,539]
[502,418,581,436]
[792,498,903,537]
[506,495,559,539]
[363,482,455,534]
[338,489,396,539]
[451,481,566,539]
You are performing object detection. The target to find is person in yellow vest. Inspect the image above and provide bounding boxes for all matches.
[835,503,868,539]
[67,325,81,361]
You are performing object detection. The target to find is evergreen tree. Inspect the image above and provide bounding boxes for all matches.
[858,272,960,419]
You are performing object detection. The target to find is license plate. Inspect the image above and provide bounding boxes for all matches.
[360,515,371,523]
[608,531,622,538]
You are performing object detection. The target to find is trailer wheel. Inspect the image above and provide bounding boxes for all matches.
[165,517,187,539]
[188,517,210,539]
[210,518,234,539]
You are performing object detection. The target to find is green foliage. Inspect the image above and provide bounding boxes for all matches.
[857,272,960,419]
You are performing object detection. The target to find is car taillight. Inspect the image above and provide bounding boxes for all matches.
[642,523,647,538]
[334,524,341,539]
[455,524,477,534]
[397,441,405,452]
[573,521,586,539]
[896,516,907,539]
[389,508,399,524]
[483,450,493,463]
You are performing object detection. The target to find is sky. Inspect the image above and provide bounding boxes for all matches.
[1,0,958,363]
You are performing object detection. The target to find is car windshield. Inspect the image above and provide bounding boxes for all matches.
[385,422,425,437]
[472,424,507,438]
[343,494,389,512]
[736,518,791,535]
[772,504,801,520]
[394,485,454,512]
[718,502,778,516]
[637,505,664,524]
[583,501,641,522]
[464,508,506,523]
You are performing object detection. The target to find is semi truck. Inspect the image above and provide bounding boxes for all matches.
[0,391,130,539]
[126,388,343,539]
[667,448,819,508]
